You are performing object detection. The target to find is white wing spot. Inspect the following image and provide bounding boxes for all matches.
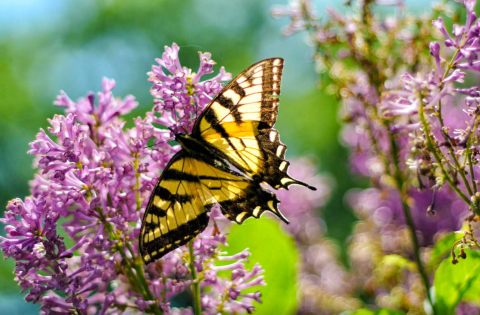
[236,211,248,223]
[276,146,285,157]
[279,161,287,171]
[281,178,294,186]
[269,131,276,142]
[268,200,277,213]
[253,206,261,218]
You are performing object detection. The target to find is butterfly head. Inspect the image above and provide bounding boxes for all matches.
[175,133,210,157]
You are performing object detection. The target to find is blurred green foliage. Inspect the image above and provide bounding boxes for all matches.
[345,309,406,315]
[434,249,480,315]
[0,0,366,312]
[428,231,464,270]
[223,218,299,315]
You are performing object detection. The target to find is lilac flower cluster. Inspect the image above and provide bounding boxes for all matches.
[273,0,480,313]
[275,160,363,315]
[381,0,480,207]
[1,44,265,314]
[148,43,230,137]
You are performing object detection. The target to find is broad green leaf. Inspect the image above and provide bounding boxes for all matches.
[381,254,416,271]
[429,228,465,269]
[220,218,299,315]
[345,308,406,315]
[434,249,480,315]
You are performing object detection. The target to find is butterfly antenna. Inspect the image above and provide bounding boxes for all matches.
[291,177,317,191]
[179,44,204,49]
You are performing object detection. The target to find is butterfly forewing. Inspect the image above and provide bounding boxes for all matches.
[192,58,315,190]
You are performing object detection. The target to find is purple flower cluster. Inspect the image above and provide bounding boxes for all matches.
[148,43,231,137]
[380,0,480,219]
[275,160,364,314]
[272,0,480,313]
[1,44,264,314]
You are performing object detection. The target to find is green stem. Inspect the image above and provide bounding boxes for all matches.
[418,99,476,212]
[466,118,480,195]
[436,100,474,196]
[134,152,142,211]
[125,242,157,300]
[387,132,437,315]
[188,241,202,315]
[98,205,163,315]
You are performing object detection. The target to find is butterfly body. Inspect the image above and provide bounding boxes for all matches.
[140,58,316,264]
[175,133,217,159]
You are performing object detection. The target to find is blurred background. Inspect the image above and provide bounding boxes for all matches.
[0,0,431,313]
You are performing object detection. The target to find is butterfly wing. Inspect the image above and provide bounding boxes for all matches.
[139,151,287,264]
[140,151,211,264]
[192,58,315,190]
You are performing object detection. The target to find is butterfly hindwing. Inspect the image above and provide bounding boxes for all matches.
[182,153,288,225]
[140,151,287,264]
[192,58,315,190]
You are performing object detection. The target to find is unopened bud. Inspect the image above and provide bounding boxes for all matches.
[460,248,467,259]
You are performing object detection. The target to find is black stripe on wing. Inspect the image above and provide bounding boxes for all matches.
[139,151,212,264]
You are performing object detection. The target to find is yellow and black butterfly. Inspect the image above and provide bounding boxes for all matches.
[139,58,316,264]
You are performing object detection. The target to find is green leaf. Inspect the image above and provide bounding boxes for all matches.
[219,217,299,315]
[429,230,464,269]
[434,249,480,315]
[381,254,416,271]
[345,308,406,315]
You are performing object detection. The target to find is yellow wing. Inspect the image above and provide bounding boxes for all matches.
[139,151,287,264]
[192,58,315,190]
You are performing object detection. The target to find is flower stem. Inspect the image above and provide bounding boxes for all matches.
[188,241,202,315]
[134,152,142,211]
[98,203,162,315]
[436,100,474,196]
[418,99,477,214]
[387,132,437,315]
[466,117,480,198]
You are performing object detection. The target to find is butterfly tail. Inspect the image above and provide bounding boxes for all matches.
[289,177,317,191]
[219,184,290,225]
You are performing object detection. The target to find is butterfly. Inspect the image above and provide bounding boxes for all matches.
[139,58,316,264]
